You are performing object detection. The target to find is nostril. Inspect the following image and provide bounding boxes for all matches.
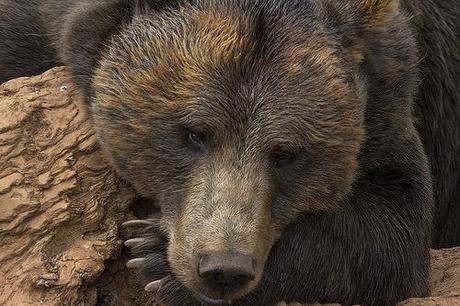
[202,267,254,284]
[198,251,256,293]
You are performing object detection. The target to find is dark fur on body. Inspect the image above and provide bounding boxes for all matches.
[1,0,459,305]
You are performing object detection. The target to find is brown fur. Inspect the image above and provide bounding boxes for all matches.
[92,2,368,301]
[1,0,459,305]
[357,0,400,25]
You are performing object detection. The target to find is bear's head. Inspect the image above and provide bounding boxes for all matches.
[91,0,415,302]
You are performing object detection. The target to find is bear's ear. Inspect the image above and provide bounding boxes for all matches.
[61,0,183,99]
[355,0,399,26]
[338,0,400,63]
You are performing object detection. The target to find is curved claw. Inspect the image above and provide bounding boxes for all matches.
[122,220,154,227]
[145,279,162,292]
[124,238,146,248]
[126,258,146,269]
[145,276,171,292]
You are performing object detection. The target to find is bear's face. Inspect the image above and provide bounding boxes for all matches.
[92,1,366,301]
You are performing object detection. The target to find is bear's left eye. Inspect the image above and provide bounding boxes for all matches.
[188,130,206,149]
[272,151,296,168]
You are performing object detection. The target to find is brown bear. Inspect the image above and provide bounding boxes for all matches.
[0,0,459,305]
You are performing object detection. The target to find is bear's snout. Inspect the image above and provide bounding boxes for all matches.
[198,251,256,295]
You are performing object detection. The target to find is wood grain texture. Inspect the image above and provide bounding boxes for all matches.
[0,67,136,305]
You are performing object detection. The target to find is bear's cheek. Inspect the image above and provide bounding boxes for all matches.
[270,160,358,224]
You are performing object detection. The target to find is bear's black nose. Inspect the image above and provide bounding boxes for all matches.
[198,251,255,294]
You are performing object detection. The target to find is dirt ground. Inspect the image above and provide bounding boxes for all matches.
[0,67,459,306]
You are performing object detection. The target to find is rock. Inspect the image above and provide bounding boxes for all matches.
[0,67,459,306]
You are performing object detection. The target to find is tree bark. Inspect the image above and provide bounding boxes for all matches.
[0,67,458,306]
[0,67,136,305]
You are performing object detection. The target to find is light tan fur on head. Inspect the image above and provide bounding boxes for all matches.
[93,2,252,117]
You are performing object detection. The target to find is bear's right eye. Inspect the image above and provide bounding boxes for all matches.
[272,150,296,168]
[188,130,206,149]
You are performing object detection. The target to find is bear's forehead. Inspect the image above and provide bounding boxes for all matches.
[116,8,348,103]
[115,2,346,82]
[95,1,354,139]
